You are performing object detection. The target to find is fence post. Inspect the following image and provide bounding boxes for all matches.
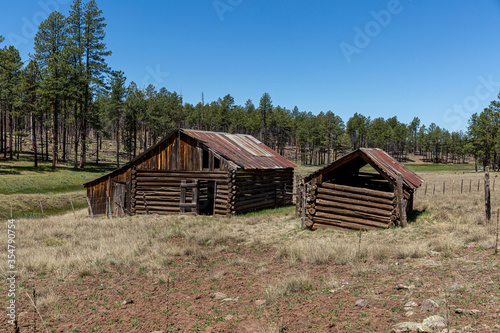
[461,179,463,193]
[485,166,491,223]
[469,179,472,193]
[443,181,445,195]
[433,182,436,195]
[452,180,454,194]
[69,199,77,220]
[86,197,94,218]
[39,201,44,218]
[424,182,428,195]
[397,173,407,228]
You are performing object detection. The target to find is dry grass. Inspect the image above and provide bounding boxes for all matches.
[263,274,312,304]
[1,170,498,282]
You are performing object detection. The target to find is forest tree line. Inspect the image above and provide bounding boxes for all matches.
[1,0,500,170]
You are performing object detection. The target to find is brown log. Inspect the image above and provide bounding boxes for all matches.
[317,187,394,205]
[321,182,394,199]
[316,194,394,211]
[315,210,391,228]
[315,199,393,217]
[235,198,276,212]
[312,217,381,231]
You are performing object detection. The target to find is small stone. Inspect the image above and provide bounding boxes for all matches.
[405,311,414,317]
[421,299,439,311]
[355,299,368,307]
[224,314,233,321]
[392,322,431,332]
[222,297,239,302]
[455,308,465,314]
[396,284,415,290]
[405,301,418,307]
[121,298,133,305]
[255,299,266,306]
[212,292,227,300]
[422,315,447,329]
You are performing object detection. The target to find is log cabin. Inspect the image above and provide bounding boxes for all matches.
[296,148,424,231]
[84,129,297,217]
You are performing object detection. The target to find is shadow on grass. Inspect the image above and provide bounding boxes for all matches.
[0,159,116,174]
[407,209,431,224]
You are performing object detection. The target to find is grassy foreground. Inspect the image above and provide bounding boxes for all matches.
[0,169,499,331]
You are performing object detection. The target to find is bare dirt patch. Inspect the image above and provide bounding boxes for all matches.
[1,172,499,332]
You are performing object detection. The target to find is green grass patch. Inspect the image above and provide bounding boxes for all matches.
[0,159,115,195]
[403,163,476,173]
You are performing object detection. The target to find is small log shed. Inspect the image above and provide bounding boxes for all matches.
[296,148,424,231]
[84,129,297,217]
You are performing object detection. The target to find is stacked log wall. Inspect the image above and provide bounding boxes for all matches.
[308,182,397,231]
[232,168,294,215]
[131,170,230,216]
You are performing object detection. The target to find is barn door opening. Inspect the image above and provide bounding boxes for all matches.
[180,180,199,215]
[199,180,216,215]
[112,182,127,217]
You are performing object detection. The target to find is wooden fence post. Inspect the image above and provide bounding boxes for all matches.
[452,180,454,194]
[39,200,44,218]
[69,199,77,220]
[443,181,445,195]
[396,173,407,228]
[495,208,499,255]
[461,179,463,193]
[469,179,472,193]
[424,182,428,195]
[86,197,94,218]
[433,182,436,195]
[485,166,491,223]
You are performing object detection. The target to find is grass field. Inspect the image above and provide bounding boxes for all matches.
[0,161,499,332]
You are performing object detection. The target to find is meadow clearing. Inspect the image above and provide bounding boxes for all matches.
[0,162,499,332]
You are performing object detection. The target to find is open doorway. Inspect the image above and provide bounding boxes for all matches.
[198,180,216,215]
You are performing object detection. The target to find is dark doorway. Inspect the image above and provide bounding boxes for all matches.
[199,180,216,215]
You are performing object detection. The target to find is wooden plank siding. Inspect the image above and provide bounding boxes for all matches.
[232,168,294,215]
[84,130,296,218]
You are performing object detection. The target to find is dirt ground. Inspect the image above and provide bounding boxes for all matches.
[2,237,499,332]
[2,171,500,332]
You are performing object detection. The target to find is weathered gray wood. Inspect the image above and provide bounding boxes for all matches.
[316,194,394,211]
[317,187,394,205]
[315,205,392,222]
[142,192,150,215]
[397,173,407,227]
[485,166,491,223]
[321,182,394,199]
[315,199,393,217]
[86,197,94,218]
[314,211,391,228]
[312,218,381,231]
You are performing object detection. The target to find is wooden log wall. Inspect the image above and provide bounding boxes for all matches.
[307,182,397,231]
[131,170,231,216]
[232,168,294,215]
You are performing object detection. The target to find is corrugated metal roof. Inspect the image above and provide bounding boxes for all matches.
[360,148,424,190]
[305,148,424,191]
[182,129,297,169]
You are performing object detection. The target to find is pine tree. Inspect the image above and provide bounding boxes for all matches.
[34,11,68,169]
[258,93,272,145]
[108,70,126,167]
[80,0,111,168]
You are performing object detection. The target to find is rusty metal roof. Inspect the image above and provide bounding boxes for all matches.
[182,129,297,169]
[305,148,424,191]
[360,148,424,190]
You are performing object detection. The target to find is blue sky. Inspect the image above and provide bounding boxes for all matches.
[2,0,500,132]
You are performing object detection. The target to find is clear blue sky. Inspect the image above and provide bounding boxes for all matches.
[2,0,500,132]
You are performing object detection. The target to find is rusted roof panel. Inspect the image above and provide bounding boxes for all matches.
[360,148,424,190]
[305,148,424,192]
[182,129,297,169]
